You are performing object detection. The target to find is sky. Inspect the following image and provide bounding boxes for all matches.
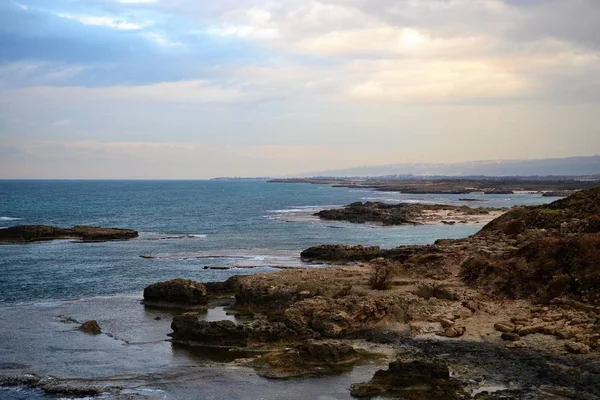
[0,0,599,178]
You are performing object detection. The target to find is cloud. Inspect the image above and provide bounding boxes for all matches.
[0,0,599,178]
[52,119,72,127]
[55,13,146,30]
[0,80,244,104]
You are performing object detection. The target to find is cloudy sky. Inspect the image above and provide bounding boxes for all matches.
[1,0,599,178]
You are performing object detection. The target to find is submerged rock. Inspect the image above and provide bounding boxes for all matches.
[78,320,101,335]
[0,225,138,243]
[144,278,208,308]
[349,359,466,399]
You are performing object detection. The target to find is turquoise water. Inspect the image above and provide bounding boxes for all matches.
[0,180,560,399]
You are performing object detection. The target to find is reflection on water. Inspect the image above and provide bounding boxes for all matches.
[0,295,386,399]
[172,343,263,364]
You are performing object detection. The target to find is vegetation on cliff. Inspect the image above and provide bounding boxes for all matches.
[463,186,600,305]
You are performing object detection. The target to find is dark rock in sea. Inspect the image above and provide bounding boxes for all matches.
[79,320,101,335]
[0,374,114,397]
[483,190,514,194]
[0,225,138,243]
[170,314,314,346]
[459,198,484,202]
[314,202,419,226]
[543,190,575,197]
[203,276,241,295]
[250,339,360,379]
[300,244,442,263]
[349,359,466,399]
[314,201,500,226]
[144,278,208,308]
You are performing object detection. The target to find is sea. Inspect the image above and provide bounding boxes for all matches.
[0,180,560,399]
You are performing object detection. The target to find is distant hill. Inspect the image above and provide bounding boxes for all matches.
[299,156,600,178]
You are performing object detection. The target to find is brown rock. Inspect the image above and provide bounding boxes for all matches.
[0,225,138,243]
[501,332,521,341]
[556,329,575,340]
[144,278,208,307]
[79,320,101,335]
[440,319,455,328]
[518,323,546,336]
[349,360,466,399]
[564,341,590,354]
[439,326,466,338]
[494,321,516,333]
[170,314,313,346]
[250,340,360,379]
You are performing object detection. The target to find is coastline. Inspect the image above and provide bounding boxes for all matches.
[272,207,506,226]
[2,181,599,399]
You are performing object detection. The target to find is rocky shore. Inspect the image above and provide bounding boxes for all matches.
[0,225,138,243]
[269,177,599,195]
[133,187,600,399]
[315,201,506,226]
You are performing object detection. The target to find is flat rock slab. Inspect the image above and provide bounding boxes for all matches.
[0,225,138,243]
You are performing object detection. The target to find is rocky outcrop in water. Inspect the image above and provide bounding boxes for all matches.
[146,186,600,399]
[0,374,114,397]
[144,278,208,308]
[78,320,101,335]
[170,314,315,346]
[0,225,138,243]
[300,244,443,263]
[350,359,466,399]
[314,202,499,226]
[249,340,361,378]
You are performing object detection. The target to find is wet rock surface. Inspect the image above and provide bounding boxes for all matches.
[151,187,600,398]
[170,314,314,346]
[144,278,209,308]
[79,320,102,334]
[315,201,501,226]
[0,225,138,243]
[350,359,466,399]
[300,244,443,263]
[249,340,361,379]
[0,374,117,397]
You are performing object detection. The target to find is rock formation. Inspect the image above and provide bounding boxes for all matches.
[143,278,209,308]
[249,340,360,378]
[78,320,101,335]
[0,225,138,243]
[349,359,466,399]
[314,202,501,226]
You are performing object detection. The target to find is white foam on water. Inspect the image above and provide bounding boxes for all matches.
[138,232,208,240]
[267,205,340,214]
[0,217,22,221]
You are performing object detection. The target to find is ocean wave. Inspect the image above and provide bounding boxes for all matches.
[267,205,339,213]
[139,249,323,270]
[138,232,207,241]
[0,217,22,221]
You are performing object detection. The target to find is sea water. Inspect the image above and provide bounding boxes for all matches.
[0,180,559,399]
